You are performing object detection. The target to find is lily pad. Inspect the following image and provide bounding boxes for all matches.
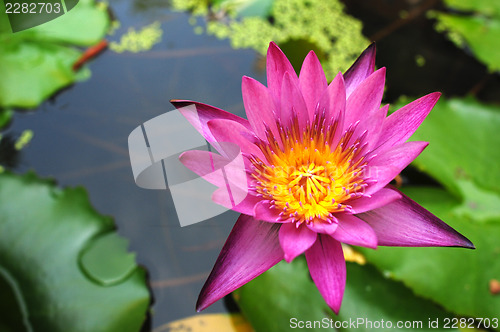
[360,187,500,324]
[0,172,150,331]
[235,257,457,332]
[0,0,109,109]
[441,0,500,18]
[404,97,500,202]
[367,97,500,322]
[431,1,500,71]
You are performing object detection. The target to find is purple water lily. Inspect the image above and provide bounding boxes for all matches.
[171,42,474,314]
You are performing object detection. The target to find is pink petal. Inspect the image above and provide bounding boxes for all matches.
[376,92,441,152]
[207,119,265,161]
[316,72,346,146]
[279,223,317,263]
[344,68,386,130]
[171,100,250,143]
[179,150,246,189]
[242,76,280,142]
[331,214,377,249]
[212,187,262,215]
[253,200,290,223]
[196,214,283,311]
[266,41,298,109]
[280,71,309,130]
[365,141,429,195]
[345,103,388,154]
[358,193,475,248]
[349,187,402,214]
[344,43,376,98]
[305,235,346,314]
[212,189,262,215]
[299,50,328,119]
[354,104,389,151]
[306,218,339,234]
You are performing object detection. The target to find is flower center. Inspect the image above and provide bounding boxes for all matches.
[250,113,368,224]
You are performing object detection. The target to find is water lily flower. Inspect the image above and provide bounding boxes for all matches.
[171,42,474,314]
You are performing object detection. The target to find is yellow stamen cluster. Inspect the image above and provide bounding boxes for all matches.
[251,114,367,224]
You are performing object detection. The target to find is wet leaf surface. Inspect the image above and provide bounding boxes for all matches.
[360,187,500,325]
[433,1,500,72]
[0,0,109,109]
[234,257,457,331]
[0,172,150,331]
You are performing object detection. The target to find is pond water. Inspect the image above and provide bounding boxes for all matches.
[5,0,500,330]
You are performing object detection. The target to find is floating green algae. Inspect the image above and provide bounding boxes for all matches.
[172,0,369,80]
[109,21,163,53]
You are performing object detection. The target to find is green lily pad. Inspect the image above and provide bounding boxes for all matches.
[441,0,500,19]
[0,172,150,331]
[405,97,500,201]
[431,1,500,71]
[0,0,109,109]
[360,186,500,325]
[0,270,26,332]
[235,257,457,332]
[234,258,330,332]
[367,96,500,322]
[452,178,500,222]
[80,233,138,286]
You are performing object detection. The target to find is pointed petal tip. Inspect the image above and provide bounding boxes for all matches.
[456,235,475,249]
[195,293,210,312]
[170,99,192,108]
[330,304,341,315]
[177,150,189,161]
[284,254,294,263]
[424,91,442,103]
[362,42,376,58]
[306,236,345,316]
[335,71,345,82]
[355,42,376,63]
[267,41,283,57]
[306,49,316,57]
[194,215,283,313]
[359,193,476,249]
[430,91,442,103]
